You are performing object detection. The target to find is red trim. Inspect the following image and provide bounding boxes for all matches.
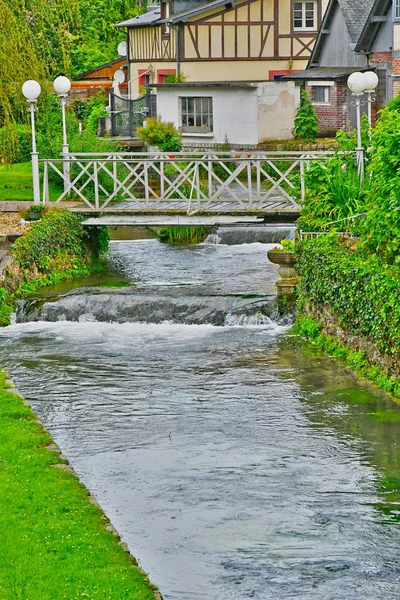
[138,69,151,88]
[269,69,301,80]
[157,69,176,83]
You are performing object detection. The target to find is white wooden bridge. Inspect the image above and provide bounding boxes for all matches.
[40,151,337,222]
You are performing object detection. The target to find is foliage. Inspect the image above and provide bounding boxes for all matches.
[0,124,31,164]
[11,209,109,273]
[357,107,400,263]
[0,370,158,598]
[150,226,211,245]
[296,235,400,360]
[0,0,143,161]
[137,118,182,152]
[269,239,295,253]
[164,72,188,84]
[0,287,13,327]
[293,90,319,143]
[69,0,143,76]
[297,128,370,233]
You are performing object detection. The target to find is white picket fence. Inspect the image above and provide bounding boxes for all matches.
[40,151,338,214]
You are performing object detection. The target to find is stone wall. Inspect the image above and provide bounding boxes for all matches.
[304,301,400,378]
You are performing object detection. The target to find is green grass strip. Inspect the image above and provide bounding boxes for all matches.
[0,370,158,600]
[0,163,63,202]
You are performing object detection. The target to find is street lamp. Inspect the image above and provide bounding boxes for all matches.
[363,70,379,127]
[22,80,41,205]
[347,72,366,183]
[53,75,71,192]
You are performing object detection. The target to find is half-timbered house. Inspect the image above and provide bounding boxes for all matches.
[116,0,328,98]
[284,0,397,135]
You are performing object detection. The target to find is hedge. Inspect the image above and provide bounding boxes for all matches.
[296,235,400,359]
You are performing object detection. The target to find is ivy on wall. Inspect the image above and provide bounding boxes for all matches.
[296,235,400,360]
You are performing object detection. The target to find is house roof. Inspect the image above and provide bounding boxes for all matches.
[75,58,126,80]
[167,0,235,23]
[355,0,392,52]
[116,0,235,28]
[115,8,161,28]
[283,67,372,80]
[308,0,375,66]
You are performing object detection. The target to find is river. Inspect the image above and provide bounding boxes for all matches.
[1,226,400,599]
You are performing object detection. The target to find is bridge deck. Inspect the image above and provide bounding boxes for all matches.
[81,214,299,227]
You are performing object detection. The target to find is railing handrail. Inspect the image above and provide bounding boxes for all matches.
[48,150,338,157]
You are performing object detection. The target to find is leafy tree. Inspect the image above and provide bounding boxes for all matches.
[294,90,319,143]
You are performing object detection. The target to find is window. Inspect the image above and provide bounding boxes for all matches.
[395,0,400,19]
[312,85,330,103]
[157,69,176,83]
[293,1,317,30]
[181,97,213,133]
[161,0,170,36]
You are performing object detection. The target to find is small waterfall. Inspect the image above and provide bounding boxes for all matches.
[15,289,293,327]
[203,225,295,245]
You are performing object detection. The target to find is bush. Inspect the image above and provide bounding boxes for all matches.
[297,128,370,233]
[293,90,319,143]
[0,124,31,164]
[0,287,13,327]
[137,118,182,152]
[11,209,109,273]
[296,235,400,358]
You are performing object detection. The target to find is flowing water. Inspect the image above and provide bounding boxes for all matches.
[1,227,400,599]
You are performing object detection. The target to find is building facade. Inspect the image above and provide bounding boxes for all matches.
[116,0,328,98]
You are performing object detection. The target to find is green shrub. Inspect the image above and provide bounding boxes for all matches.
[296,235,400,358]
[0,287,13,327]
[137,118,182,152]
[11,209,109,273]
[293,90,319,143]
[0,124,31,164]
[297,128,370,233]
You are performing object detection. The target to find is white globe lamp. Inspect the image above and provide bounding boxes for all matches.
[22,80,41,102]
[22,80,41,205]
[53,75,71,96]
[347,72,366,95]
[363,71,379,92]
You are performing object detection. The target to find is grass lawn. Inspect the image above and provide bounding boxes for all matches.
[0,163,63,202]
[0,370,159,600]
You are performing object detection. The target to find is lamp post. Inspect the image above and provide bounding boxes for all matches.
[363,70,379,128]
[347,72,366,183]
[22,80,41,205]
[53,75,71,192]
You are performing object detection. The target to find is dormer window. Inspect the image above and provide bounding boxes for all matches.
[161,0,170,36]
[293,1,317,30]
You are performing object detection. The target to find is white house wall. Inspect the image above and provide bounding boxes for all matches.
[156,82,295,145]
[257,82,295,141]
[156,87,259,145]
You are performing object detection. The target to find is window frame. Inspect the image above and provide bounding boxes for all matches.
[293,0,317,31]
[395,0,400,19]
[312,85,331,104]
[180,97,213,134]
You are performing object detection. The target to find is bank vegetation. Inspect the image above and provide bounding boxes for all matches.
[294,99,400,397]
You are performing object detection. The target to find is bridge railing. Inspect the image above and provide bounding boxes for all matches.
[40,151,339,214]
